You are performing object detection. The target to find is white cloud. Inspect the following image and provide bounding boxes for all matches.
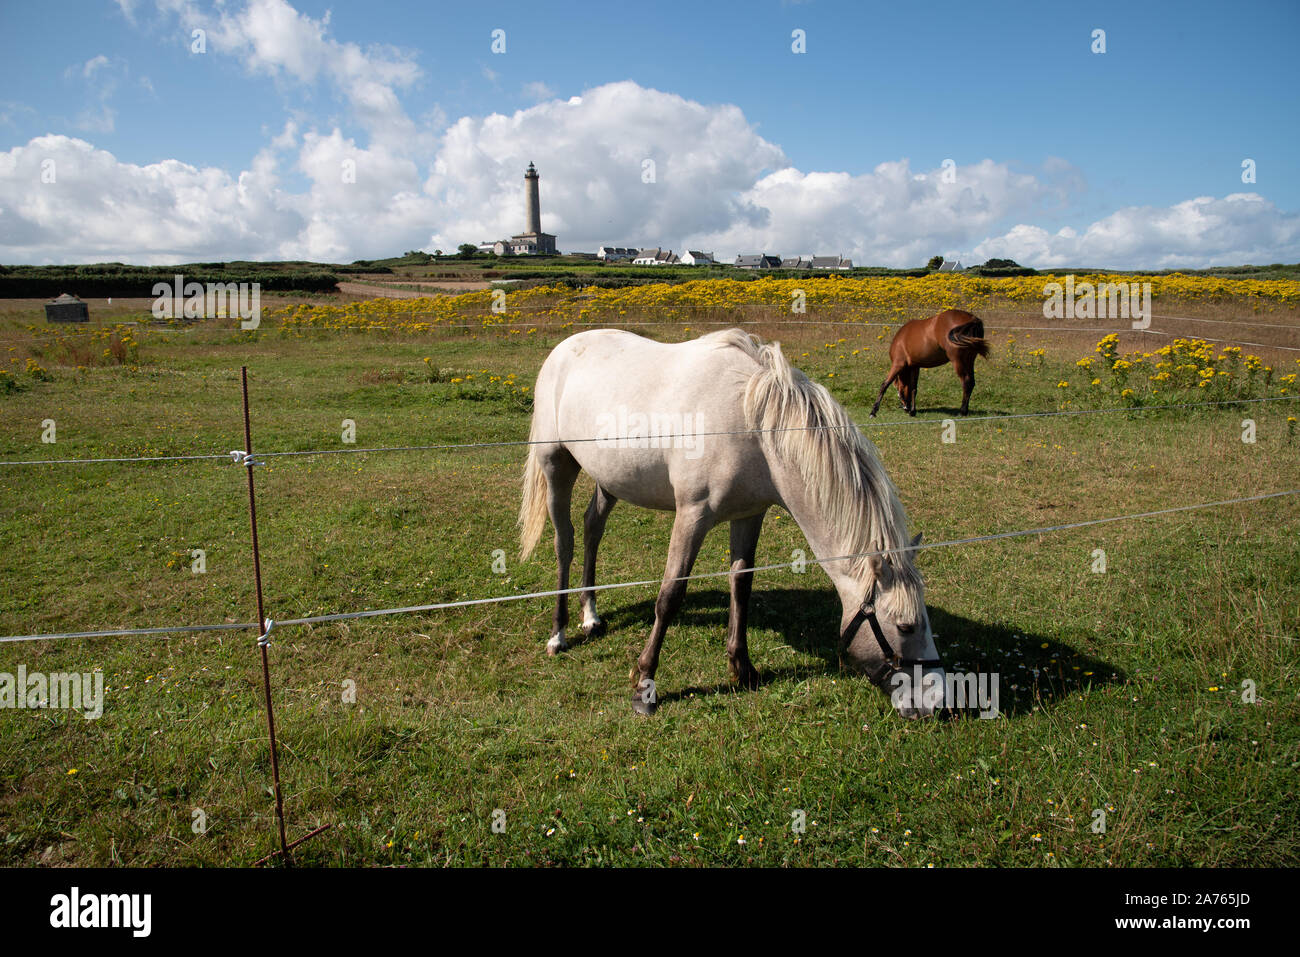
[423,82,788,251]
[139,0,423,146]
[522,81,554,102]
[682,159,1050,265]
[80,55,111,80]
[0,135,303,264]
[2,71,1296,268]
[973,193,1300,268]
[281,128,437,261]
[65,55,127,135]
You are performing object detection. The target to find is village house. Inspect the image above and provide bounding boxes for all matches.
[633,247,679,265]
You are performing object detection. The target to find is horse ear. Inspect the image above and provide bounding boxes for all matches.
[910,532,923,549]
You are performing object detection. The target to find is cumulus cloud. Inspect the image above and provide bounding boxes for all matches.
[423,82,788,251]
[1,61,1296,268]
[282,128,437,261]
[682,159,1050,266]
[0,135,304,263]
[973,194,1300,268]
[0,129,448,264]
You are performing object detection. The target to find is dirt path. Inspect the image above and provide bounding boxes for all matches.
[390,279,494,290]
[337,280,490,299]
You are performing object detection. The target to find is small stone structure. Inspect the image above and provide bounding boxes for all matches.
[45,292,89,323]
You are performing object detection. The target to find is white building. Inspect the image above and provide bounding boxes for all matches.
[680,250,715,266]
[633,247,678,265]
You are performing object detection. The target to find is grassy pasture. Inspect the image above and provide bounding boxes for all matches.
[0,292,1297,867]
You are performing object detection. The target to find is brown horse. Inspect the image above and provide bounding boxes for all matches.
[869,309,990,417]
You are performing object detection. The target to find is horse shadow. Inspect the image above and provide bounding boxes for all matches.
[591,586,1125,718]
[921,405,1015,419]
[854,402,1017,420]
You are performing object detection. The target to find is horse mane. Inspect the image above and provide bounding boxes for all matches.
[704,328,923,618]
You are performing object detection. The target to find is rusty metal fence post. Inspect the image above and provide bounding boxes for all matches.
[238,366,329,866]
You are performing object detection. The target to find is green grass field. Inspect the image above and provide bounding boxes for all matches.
[1,300,1297,867]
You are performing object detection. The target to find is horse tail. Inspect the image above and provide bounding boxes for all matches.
[518,418,549,560]
[948,318,990,358]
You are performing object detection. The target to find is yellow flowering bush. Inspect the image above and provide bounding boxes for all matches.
[12,323,144,370]
[265,272,1300,338]
[1070,336,1289,406]
[25,357,53,381]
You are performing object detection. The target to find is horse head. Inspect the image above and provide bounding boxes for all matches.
[839,533,948,718]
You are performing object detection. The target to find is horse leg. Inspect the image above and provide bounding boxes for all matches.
[906,367,920,416]
[870,362,905,417]
[631,504,713,715]
[578,485,617,639]
[726,512,765,690]
[954,354,975,416]
[543,452,581,656]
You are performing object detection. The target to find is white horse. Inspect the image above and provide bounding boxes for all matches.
[519,328,947,717]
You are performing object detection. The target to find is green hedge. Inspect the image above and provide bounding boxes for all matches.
[0,267,339,298]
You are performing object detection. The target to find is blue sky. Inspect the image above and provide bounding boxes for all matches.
[1,0,1297,266]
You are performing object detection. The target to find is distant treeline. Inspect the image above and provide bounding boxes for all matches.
[0,263,339,298]
[345,250,431,269]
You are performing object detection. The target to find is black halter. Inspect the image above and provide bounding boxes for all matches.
[839,585,943,687]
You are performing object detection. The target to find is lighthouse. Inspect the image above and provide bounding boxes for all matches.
[525,162,542,235]
[495,161,558,256]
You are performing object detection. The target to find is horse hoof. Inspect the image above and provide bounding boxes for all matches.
[730,664,762,690]
[581,617,606,638]
[546,633,568,656]
[631,677,658,716]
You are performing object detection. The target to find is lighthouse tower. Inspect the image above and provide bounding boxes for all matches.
[524,162,542,235]
[499,161,557,255]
